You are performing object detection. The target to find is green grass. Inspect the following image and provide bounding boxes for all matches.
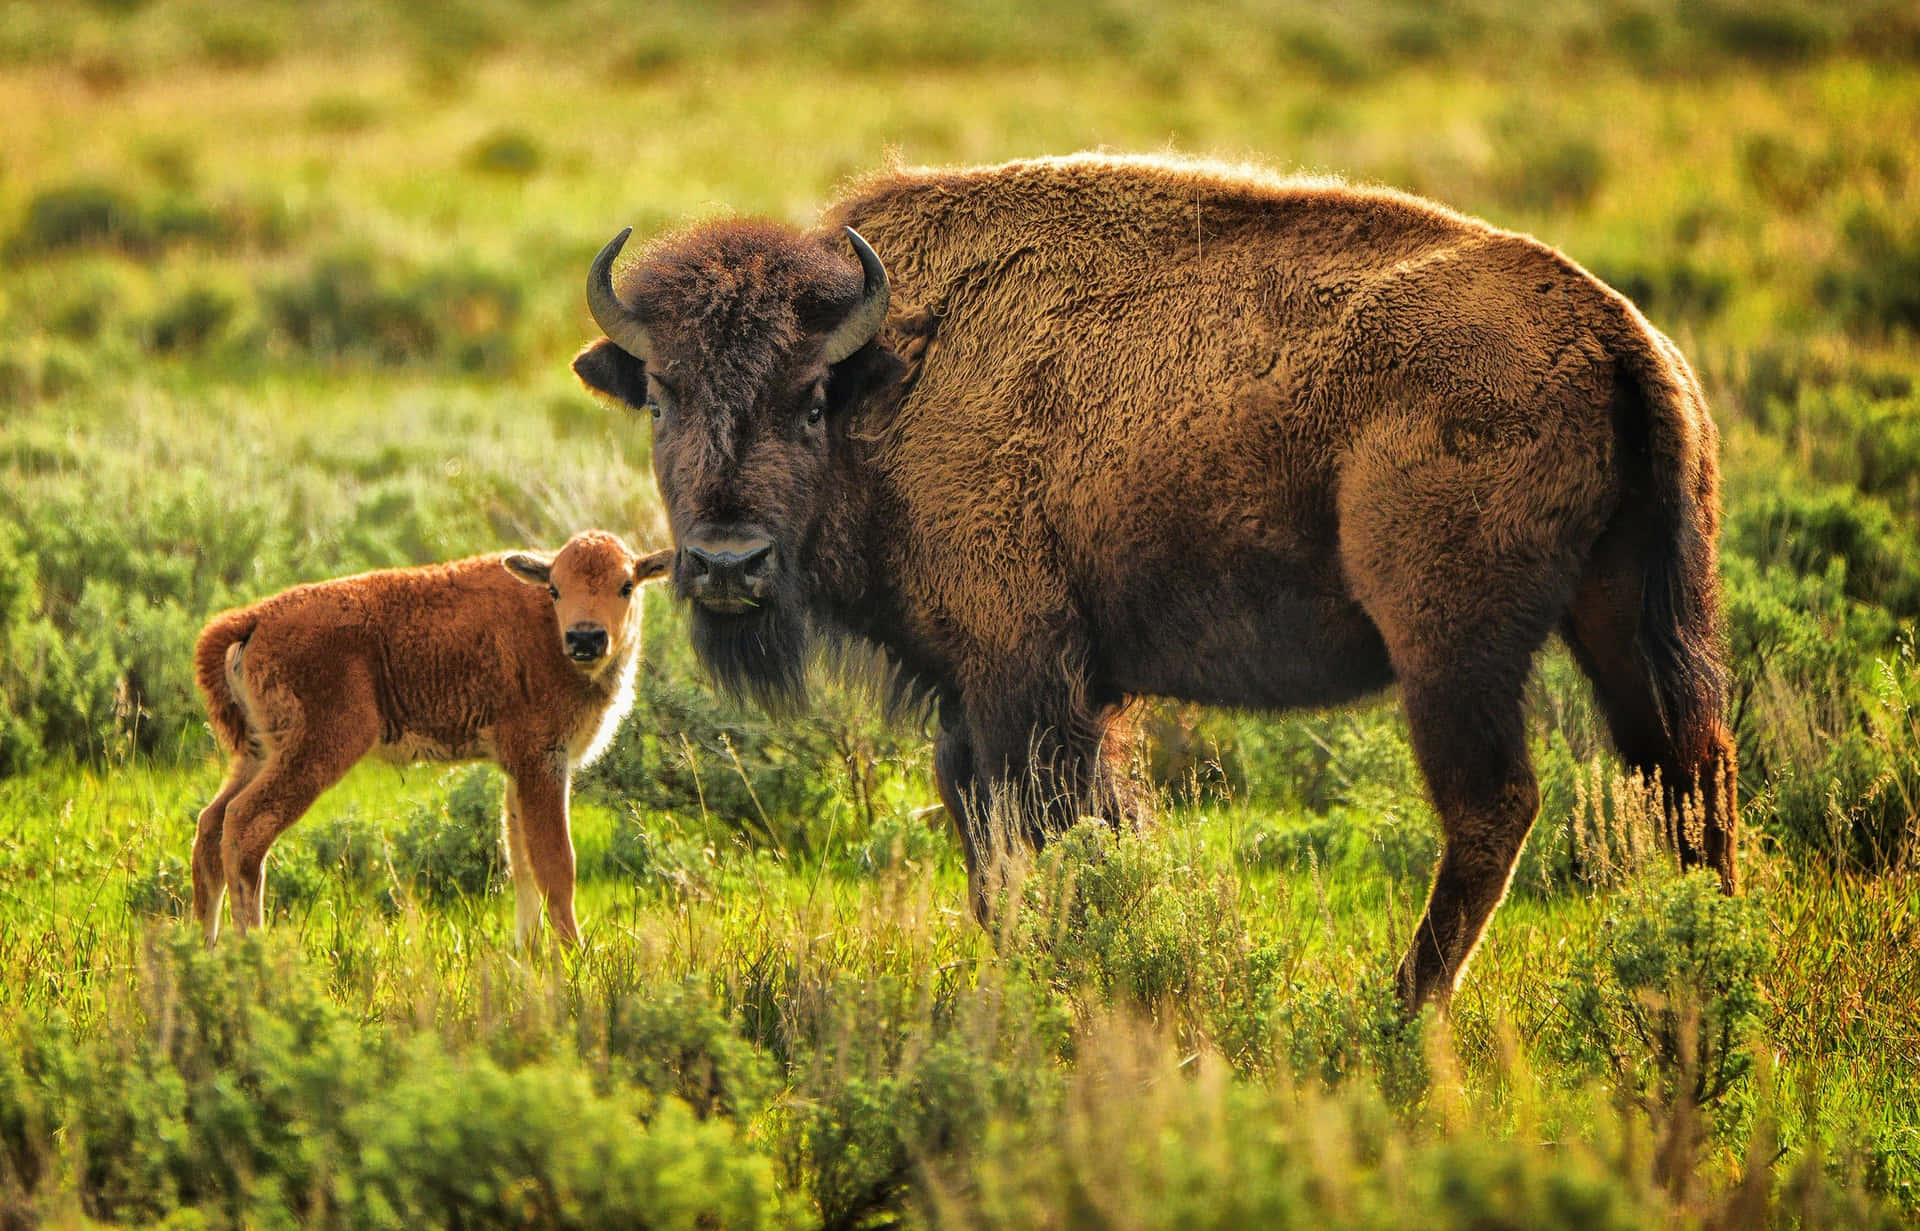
[3,0,1919,1224]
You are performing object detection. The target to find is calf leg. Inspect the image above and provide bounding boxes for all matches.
[194,754,261,943]
[221,739,368,935]
[507,756,578,947]
[502,781,546,948]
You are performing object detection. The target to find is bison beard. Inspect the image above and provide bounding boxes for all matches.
[687,586,813,715]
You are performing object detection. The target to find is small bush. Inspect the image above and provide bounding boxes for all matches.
[599,809,719,899]
[466,128,542,178]
[8,183,149,259]
[264,249,522,372]
[1593,249,1734,321]
[1270,975,1430,1105]
[1009,821,1291,1067]
[146,285,236,355]
[197,15,280,69]
[393,767,505,904]
[125,853,191,919]
[1728,486,1920,618]
[1495,135,1608,214]
[1554,872,1771,1109]
[1818,205,1920,335]
[598,980,773,1121]
[343,1047,781,1229]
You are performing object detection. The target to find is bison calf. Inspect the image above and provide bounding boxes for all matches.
[191,531,671,946]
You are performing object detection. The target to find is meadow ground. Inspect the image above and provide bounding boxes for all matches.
[2,1,1919,1225]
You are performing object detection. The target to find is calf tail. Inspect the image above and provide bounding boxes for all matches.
[194,607,258,756]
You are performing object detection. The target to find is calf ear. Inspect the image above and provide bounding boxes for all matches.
[503,552,554,586]
[573,338,650,411]
[634,549,675,583]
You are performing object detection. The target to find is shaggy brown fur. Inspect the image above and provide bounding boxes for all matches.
[191,532,671,946]
[574,153,1737,1009]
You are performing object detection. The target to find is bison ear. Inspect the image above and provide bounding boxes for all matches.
[503,552,554,586]
[634,548,675,584]
[826,343,909,415]
[572,338,650,411]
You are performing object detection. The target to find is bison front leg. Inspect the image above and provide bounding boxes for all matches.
[934,722,995,924]
[958,671,1140,908]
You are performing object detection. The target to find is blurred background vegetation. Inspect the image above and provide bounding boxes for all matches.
[1,1,1918,1225]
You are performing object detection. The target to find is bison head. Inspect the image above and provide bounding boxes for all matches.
[572,220,900,711]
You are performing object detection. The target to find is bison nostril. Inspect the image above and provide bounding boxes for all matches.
[739,542,773,580]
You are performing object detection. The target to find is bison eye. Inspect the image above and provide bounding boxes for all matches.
[619,580,634,598]
[548,585,560,601]
[648,399,661,421]
[806,403,824,426]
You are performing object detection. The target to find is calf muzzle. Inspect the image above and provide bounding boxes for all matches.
[565,625,610,662]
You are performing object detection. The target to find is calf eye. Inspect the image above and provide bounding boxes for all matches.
[548,585,560,601]
[619,580,635,598]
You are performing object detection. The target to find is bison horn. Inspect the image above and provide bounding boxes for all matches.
[820,226,891,365]
[586,227,656,365]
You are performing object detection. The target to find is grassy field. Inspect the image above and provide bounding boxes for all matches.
[3,1,1920,1225]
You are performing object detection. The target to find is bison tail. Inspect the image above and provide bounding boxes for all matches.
[1609,322,1730,771]
[194,607,258,757]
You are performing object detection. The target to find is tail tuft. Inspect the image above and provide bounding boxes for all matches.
[194,608,258,756]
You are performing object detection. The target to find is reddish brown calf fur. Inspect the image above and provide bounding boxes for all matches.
[191,531,671,946]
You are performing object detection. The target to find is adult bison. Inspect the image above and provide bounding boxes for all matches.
[573,154,1736,1008]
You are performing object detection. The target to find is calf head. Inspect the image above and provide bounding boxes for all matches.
[505,531,672,677]
[572,219,905,711]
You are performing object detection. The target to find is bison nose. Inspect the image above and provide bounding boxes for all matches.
[565,626,609,662]
[683,535,775,596]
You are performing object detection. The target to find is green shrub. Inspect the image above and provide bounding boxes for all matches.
[1008,820,1291,1067]
[1721,548,1919,868]
[1728,486,1920,618]
[342,1046,781,1230]
[597,979,774,1121]
[1592,249,1734,321]
[264,249,523,372]
[393,767,505,905]
[1819,204,1920,335]
[146,285,237,355]
[1553,873,1771,1109]
[1495,134,1608,214]
[466,128,542,177]
[1270,974,1430,1105]
[797,981,1057,1230]
[7,182,149,259]
[196,14,280,69]
[125,853,192,919]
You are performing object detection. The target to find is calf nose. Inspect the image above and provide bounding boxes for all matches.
[565,626,609,661]
[684,537,775,589]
